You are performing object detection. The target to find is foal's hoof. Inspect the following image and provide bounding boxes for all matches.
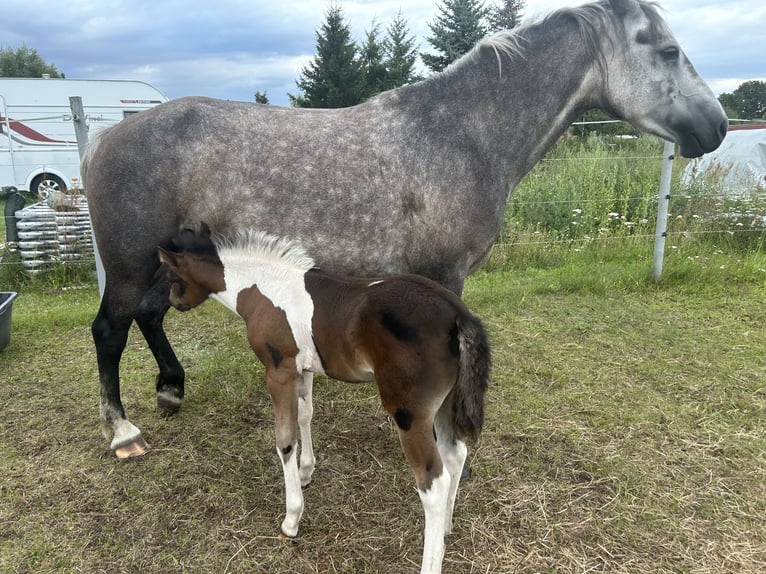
[114,435,150,459]
[157,390,182,415]
[460,463,472,482]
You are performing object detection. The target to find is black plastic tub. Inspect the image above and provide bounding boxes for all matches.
[0,292,18,351]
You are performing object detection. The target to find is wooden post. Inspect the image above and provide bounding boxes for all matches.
[69,96,89,159]
[69,96,105,296]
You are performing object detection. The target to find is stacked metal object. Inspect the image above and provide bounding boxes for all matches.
[15,195,93,274]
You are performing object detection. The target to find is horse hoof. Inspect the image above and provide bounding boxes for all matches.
[157,390,182,415]
[299,470,314,488]
[114,435,149,459]
[278,530,297,541]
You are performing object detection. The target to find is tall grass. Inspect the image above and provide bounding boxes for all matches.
[487,134,766,288]
[2,134,765,292]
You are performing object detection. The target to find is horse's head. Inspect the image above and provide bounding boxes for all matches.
[158,226,224,311]
[598,0,727,157]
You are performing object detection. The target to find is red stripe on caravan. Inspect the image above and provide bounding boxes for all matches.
[0,116,74,144]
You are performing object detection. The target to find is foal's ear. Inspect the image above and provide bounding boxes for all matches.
[158,246,181,270]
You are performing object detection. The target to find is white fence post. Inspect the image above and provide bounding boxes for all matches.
[653,140,675,281]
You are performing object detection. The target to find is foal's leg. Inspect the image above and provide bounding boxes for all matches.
[266,365,303,537]
[297,371,316,487]
[396,418,451,574]
[135,268,186,414]
[434,404,468,535]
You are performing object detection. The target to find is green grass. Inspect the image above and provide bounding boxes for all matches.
[1,135,766,572]
[1,252,765,573]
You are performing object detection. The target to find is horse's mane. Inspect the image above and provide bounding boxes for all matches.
[455,0,663,76]
[212,229,315,273]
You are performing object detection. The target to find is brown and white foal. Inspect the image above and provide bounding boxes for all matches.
[158,227,490,574]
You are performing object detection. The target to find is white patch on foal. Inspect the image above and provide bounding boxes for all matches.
[210,231,324,374]
[277,444,304,537]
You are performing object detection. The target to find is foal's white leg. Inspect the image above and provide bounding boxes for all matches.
[438,439,468,534]
[418,468,452,574]
[297,371,316,486]
[277,444,304,537]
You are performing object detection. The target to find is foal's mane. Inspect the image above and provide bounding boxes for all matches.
[463,0,663,76]
[212,230,315,273]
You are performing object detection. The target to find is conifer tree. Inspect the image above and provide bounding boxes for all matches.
[422,0,489,73]
[383,11,421,90]
[488,0,525,32]
[359,21,388,100]
[289,6,363,108]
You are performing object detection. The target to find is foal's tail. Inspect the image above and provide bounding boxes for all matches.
[451,313,491,441]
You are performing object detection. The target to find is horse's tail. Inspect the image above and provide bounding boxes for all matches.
[451,312,491,441]
[80,125,114,187]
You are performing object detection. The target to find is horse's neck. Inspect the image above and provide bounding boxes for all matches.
[421,20,600,186]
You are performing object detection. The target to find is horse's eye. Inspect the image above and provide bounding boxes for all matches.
[661,47,680,62]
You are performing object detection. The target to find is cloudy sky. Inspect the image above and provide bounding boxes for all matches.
[1,0,763,107]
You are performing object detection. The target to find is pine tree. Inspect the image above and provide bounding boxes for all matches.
[422,0,489,73]
[488,0,525,32]
[289,6,363,108]
[254,91,270,104]
[359,21,388,100]
[383,11,421,90]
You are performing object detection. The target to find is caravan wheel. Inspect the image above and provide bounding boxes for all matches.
[30,174,66,200]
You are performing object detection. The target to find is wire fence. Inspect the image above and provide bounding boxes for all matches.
[2,128,765,278]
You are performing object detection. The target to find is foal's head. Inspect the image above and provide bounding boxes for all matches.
[158,227,225,311]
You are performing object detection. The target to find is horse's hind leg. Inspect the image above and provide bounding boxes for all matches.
[92,296,148,458]
[135,268,185,414]
[297,371,316,486]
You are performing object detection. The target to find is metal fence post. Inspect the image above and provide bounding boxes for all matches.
[653,140,675,280]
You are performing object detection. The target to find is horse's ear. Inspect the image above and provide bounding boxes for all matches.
[609,0,640,17]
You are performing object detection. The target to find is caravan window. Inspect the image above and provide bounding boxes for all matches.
[123,111,140,119]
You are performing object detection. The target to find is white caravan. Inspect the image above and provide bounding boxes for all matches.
[0,78,168,196]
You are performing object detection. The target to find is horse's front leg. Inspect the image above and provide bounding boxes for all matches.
[135,268,186,414]
[266,364,303,538]
[92,300,148,458]
[297,371,316,486]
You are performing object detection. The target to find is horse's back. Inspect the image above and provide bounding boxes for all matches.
[85,92,489,289]
[86,96,418,274]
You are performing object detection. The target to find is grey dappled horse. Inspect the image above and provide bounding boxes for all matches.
[84,0,727,458]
